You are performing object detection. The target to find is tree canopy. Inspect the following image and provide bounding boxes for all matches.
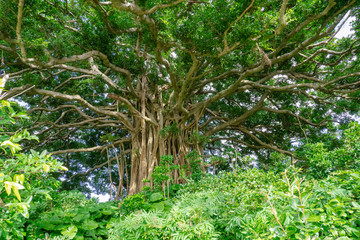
[1,0,360,196]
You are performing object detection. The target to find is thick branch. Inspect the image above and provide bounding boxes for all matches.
[145,0,186,15]
[51,138,130,155]
[16,0,26,59]
[236,125,294,157]
[275,0,288,35]
[220,0,255,57]
[207,93,269,136]
[262,107,327,127]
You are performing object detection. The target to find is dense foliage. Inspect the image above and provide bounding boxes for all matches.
[108,168,360,240]
[0,101,67,239]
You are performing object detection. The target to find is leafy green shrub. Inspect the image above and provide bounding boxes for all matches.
[30,200,118,239]
[118,190,174,217]
[258,170,360,239]
[109,192,221,240]
[0,100,67,239]
[108,167,360,239]
[118,192,146,215]
[151,155,180,197]
[108,169,276,239]
[185,150,205,181]
[297,122,360,178]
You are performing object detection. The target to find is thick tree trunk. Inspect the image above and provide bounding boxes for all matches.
[128,124,205,194]
[138,76,148,191]
[126,78,205,195]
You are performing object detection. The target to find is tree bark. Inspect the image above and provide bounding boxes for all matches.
[127,106,202,195]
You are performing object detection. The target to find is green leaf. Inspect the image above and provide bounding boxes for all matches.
[0,118,13,124]
[43,164,50,173]
[344,225,360,237]
[286,225,298,235]
[101,209,113,215]
[4,181,24,200]
[307,215,321,223]
[17,203,29,218]
[48,215,63,225]
[1,140,21,153]
[350,173,359,179]
[12,185,22,201]
[351,201,360,209]
[73,213,90,222]
[149,192,163,202]
[36,221,57,230]
[14,112,29,119]
[0,135,10,142]
[40,150,47,158]
[61,225,78,239]
[150,202,164,211]
[80,219,98,230]
[4,181,11,195]
[60,166,69,171]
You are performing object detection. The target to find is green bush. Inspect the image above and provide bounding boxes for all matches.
[31,200,118,239]
[297,122,360,178]
[108,167,360,239]
[0,100,67,239]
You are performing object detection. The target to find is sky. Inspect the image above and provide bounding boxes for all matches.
[335,15,355,38]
